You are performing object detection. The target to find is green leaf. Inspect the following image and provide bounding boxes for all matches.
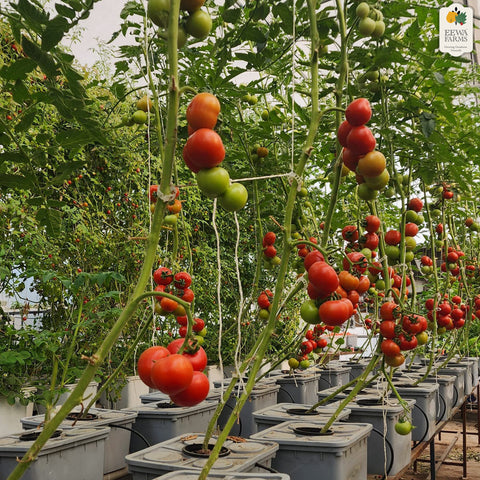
[419,112,436,138]
[55,129,93,147]
[273,4,293,34]
[0,151,29,165]
[15,108,37,132]
[21,36,58,77]
[0,59,37,80]
[36,207,62,237]
[55,3,76,19]
[12,80,31,103]
[241,26,267,43]
[42,16,69,51]
[16,0,50,31]
[222,8,242,24]
[0,174,36,189]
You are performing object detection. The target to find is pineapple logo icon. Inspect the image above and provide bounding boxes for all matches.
[446,6,467,25]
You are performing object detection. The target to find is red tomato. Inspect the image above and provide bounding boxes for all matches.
[356,275,370,294]
[137,346,170,388]
[380,302,400,321]
[343,252,368,274]
[339,270,360,291]
[178,288,195,303]
[379,321,396,339]
[193,317,205,332]
[385,353,405,367]
[342,148,361,171]
[308,262,339,297]
[384,230,401,246]
[174,272,192,289]
[360,232,379,250]
[347,289,360,306]
[408,198,423,212]
[151,354,194,395]
[346,125,376,155]
[363,215,381,233]
[345,98,372,126]
[186,93,220,131]
[170,371,210,406]
[167,338,208,371]
[405,223,419,237]
[303,250,325,271]
[263,231,276,246]
[425,298,435,310]
[153,266,173,285]
[257,293,270,309]
[342,225,359,242]
[307,282,322,300]
[402,315,422,335]
[381,339,401,357]
[397,333,418,351]
[319,299,353,326]
[337,120,353,147]
[183,128,225,171]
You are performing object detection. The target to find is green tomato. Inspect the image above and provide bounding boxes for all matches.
[405,210,419,223]
[405,251,415,263]
[288,358,299,369]
[361,247,372,259]
[385,245,400,261]
[364,169,390,190]
[358,17,376,36]
[405,236,416,251]
[356,2,370,19]
[364,70,380,81]
[416,331,428,345]
[395,419,413,435]
[300,300,320,324]
[376,279,386,291]
[196,167,230,198]
[261,109,269,121]
[421,265,432,275]
[185,9,212,39]
[271,256,281,266]
[247,95,258,105]
[194,335,205,345]
[218,183,248,211]
[147,0,169,27]
[414,214,424,225]
[384,187,395,198]
[299,359,310,369]
[298,186,308,198]
[357,183,378,201]
[164,214,178,226]
[372,20,385,38]
[198,327,207,337]
[132,110,147,124]
[258,308,270,320]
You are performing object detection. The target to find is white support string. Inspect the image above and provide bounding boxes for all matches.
[212,199,224,396]
[230,172,295,183]
[290,0,296,172]
[233,211,246,393]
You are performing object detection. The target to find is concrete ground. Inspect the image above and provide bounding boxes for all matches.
[395,405,480,480]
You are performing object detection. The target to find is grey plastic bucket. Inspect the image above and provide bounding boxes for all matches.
[251,420,372,480]
[0,427,109,480]
[125,433,279,480]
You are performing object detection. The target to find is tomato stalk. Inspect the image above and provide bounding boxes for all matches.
[6,1,182,478]
[320,0,348,246]
[197,1,322,476]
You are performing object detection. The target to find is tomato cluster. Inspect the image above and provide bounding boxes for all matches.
[257,289,274,320]
[147,0,212,47]
[338,99,388,201]
[153,266,206,341]
[184,93,248,211]
[149,185,181,226]
[137,338,210,406]
[355,2,385,39]
[379,301,428,367]
[425,295,467,332]
[262,231,281,267]
[288,324,329,370]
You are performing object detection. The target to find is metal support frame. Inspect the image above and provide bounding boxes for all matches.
[383,381,479,480]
